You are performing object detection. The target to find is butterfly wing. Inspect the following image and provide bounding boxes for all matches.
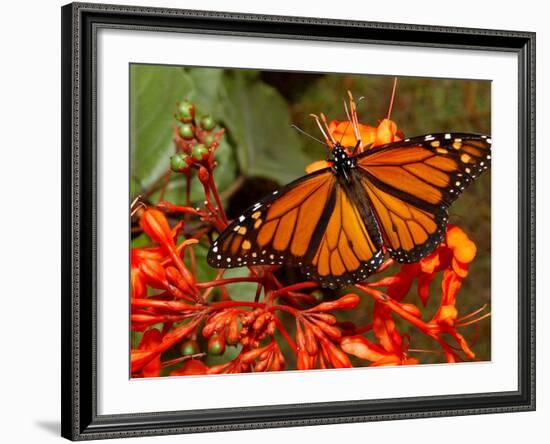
[300,177,384,288]
[355,133,491,263]
[207,169,336,269]
[207,168,384,288]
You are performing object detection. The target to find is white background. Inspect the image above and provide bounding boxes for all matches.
[0,0,546,443]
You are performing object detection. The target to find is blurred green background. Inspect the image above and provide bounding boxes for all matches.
[130,64,491,367]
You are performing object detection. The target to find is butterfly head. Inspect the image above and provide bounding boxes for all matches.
[330,142,356,180]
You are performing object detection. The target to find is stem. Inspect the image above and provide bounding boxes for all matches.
[159,170,172,202]
[185,173,191,206]
[254,283,263,303]
[356,284,460,360]
[273,316,297,353]
[196,276,264,289]
[341,322,373,335]
[141,169,171,200]
[161,353,206,368]
[268,282,318,302]
[200,269,225,301]
[357,284,432,334]
[270,304,301,317]
[131,298,203,312]
[208,175,228,224]
[210,300,265,311]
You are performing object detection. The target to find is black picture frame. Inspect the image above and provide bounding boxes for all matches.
[61,2,536,440]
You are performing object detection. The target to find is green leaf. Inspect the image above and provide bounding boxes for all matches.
[219,72,310,184]
[185,243,217,284]
[220,267,262,302]
[130,65,225,190]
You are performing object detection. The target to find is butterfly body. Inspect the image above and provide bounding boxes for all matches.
[329,143,357,182]
[208,133,491,289]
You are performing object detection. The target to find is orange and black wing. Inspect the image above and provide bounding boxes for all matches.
[207,168,384,289]
[355,132,491,263]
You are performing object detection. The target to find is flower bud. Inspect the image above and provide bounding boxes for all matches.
[170,153,191,173]
[310,290,324,303]
[177,101,195,122]
[311,319,341,340]
[323,340,352,368]
[240,345,269,364]
[140,258,169,289]
[340,336,386,362]
[208,334,226,355]
[226,316,240,345]
[296,349,313,370]
[308,293,360,312]
[266,320,277,336]
[203,133,215,147]
[197,166,210,184]
[304,324,318,355]
[178,123,194,140]
[192,144,209,161]
[437,305,458,326]
[131,269,146,299]
[311,313,337,325]
[200,115,216,131]
[170,359,208,376]
[253,312,270,331]
[181,339,200,356]
[140,208,173,248]
[401,303,421,318]
[165,266,194,295]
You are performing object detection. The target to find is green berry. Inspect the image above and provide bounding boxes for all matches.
[200,115,216,131]
[177,101,194,122]
[191,144,209,161]
[203,134,215,147]
[181,339,200,356]
[311,290,324,303]
[208,335,225,355]
[178,123,194,140]
[170,153,190,172]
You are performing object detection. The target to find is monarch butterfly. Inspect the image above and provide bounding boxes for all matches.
[207,108,491,289]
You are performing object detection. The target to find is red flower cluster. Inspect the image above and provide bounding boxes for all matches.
[130,99,490,377]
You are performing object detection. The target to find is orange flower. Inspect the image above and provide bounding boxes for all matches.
[446,224,477,277]
[170,359,208,376]
[305,118,403,173]
[140,208,174,249]
[341,335,418,367]
[135,328,163,378]
[328,120,377,148]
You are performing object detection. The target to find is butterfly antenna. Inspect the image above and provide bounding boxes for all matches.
[387,77,398,120]
[338,121,351,145]
[291,124,329,147]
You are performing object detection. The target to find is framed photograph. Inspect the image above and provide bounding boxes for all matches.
[61,2,536,440]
